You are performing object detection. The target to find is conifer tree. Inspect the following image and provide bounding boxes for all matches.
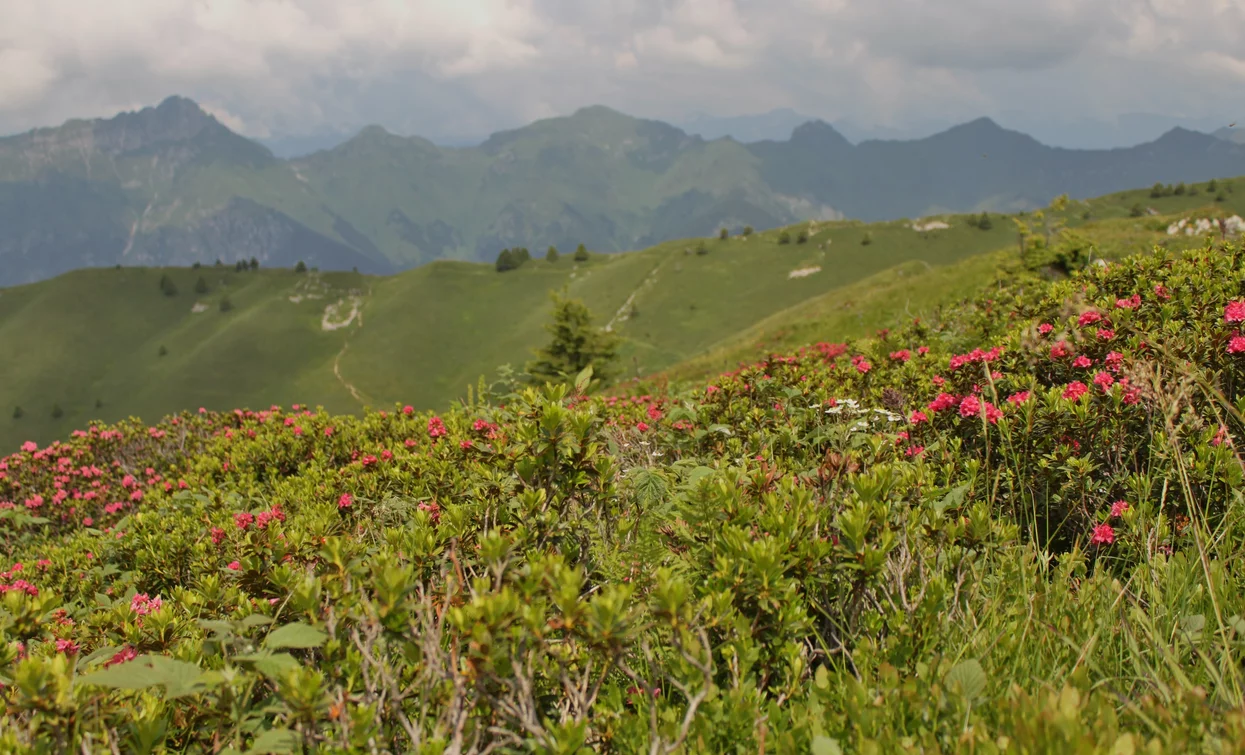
[294,261,307,273]
[574,244,589,262]
[546,246,559,262]
[159,274,178,297]
[12,406,22,420]
[527,291,618,386]
[249,257,259,270]
[495,249,517,272]
[195,276,209,294]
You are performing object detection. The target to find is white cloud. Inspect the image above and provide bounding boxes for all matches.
[0,0,1241,146]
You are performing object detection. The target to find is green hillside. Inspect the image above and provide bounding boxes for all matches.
[2,176,1242,452]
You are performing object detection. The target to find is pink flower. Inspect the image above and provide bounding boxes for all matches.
[1063,382,1089,401]
[403,405,414,415]
[1090,523,1115,545]
[905,445,925,457]
[909,410,929,424]
[1110,500,1130,517]
[928,393,958,412]
[1212,425,1230,447]
[1038,323,1053,335]
[1115,294,1141,310]
[55,639,79,655]
[852,357,871,374]
[1096,329,1115,341]
[983,402,1003,424]
[234,512,254,530]
[427,416,447,438]
[130,593,163,616]
[1229,335,1245,354]
[103,646,138,668]
[636,422,650,432]
[1154,285,1171,300]
[917,346,930,355]
[227,561,241,571]
[1072,355,1093,369]
[20,441,37,453]
[1007,391,1031,405]
[958,395,981,418]
[1077,310,1102,327]
[1050,341,1071,359]
[210,527,226,545]
[1225,301,1245,323]
[1093,371,1115,391]
[889,349,911,362]
[338,493,353,509]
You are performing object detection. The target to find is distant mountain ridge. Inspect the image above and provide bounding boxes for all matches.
[2,96,1245,286]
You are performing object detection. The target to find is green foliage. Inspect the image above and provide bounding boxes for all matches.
[250,257,259,271]
[1208,178,1219,192]
[1174,182,1187,195]
[495,248,517,272]
[797,229,809,243]
[695,241,708,255]
[194,276,208,294]
[546,245,559,263]
[777,230,791,244]
[294,261,307,273]
[742,225,754,237]
[719,227,729,240]
[219,296,233,313]
[158,275,178,297]
[526,290,619,386]
[861,231,873,246]
[573,243,589,262]
[3,242,1245,750]
[157,345,168,358]
[1130,203,1145,217]
[11,406,21,420]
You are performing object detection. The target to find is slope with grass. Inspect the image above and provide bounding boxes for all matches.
[2,239,1245,752]
[3,177,1244,452]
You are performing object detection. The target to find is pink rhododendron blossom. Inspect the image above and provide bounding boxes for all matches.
[1007,391,1031,405]
[1090,523,1115,545]
[338,493,353,509]
[1110,500,1130,517]
[1063,382,1089,401]
[1093,372,1115,391]
[1224,301,1245,323]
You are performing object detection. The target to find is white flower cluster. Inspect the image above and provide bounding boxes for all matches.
[1166,215,1244,237]
[825,398,902,431]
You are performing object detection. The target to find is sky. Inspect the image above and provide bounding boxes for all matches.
[1,0,1243,149]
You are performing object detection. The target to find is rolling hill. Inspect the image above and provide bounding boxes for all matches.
[3,96,1245,287]
[2,175,1241,452]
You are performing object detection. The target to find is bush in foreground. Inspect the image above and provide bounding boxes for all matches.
[1,243,1245,752]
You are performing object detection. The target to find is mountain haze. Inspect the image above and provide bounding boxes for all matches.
[3,97,1245,285]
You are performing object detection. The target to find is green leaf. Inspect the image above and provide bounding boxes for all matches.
[93,592,112,608]
[263,622,328,649]
[234,652,300,680]
[241,614,275,629]
[811,735,843,755]
[574,364,593,394]
[79,655,212,699]
[245,728,300,754]
[933,483,970,516]
[706,424,734,437]
[945,658,988,701]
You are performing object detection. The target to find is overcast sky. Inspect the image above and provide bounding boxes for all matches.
[2,0,1243,148]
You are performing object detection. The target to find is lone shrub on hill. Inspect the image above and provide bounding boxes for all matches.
[11,406,21,420]
[546,246,559,262]
[695,242,708,255]
[219,296,233,313]
[50,403,62,419]
[777,230,791,244]
[527,290,618,386]
[249,257,259,270]
[495,249,518,272]
[742,225,754,237]
[796,229,809,243]
[573,244,589,262]
[158,345,168,357]
[158,274,178,297]
[294,261,307,273]
[719,227,728,240]
[861,231,873,246]
[977,212,993,230]
[194,276,209,294]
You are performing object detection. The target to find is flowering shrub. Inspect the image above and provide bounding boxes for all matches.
[1,243,1245,751]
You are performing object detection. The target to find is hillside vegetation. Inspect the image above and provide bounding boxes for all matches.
[4,96,1245,286]
[3,233,1245,751]
[3,175,1242,453]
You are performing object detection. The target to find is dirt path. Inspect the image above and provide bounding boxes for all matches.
[606,256,669,331]
[329,286,371,406]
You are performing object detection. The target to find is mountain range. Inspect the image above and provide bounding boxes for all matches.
[3,95,1245,286]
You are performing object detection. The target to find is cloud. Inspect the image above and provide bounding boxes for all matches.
[0,0,1241,146]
